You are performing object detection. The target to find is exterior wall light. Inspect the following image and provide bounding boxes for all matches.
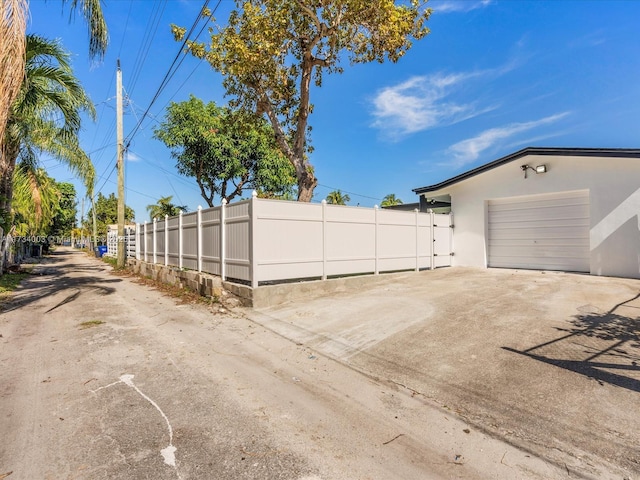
[520,164,548,178]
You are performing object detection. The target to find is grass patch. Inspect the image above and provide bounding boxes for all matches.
[78,320,105,329]
[0,272,29,294]
[101,255,117,267]
[101,255,129,271]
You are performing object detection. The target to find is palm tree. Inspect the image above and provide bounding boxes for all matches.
[325,190,350,206]
[1,34,96,234]
[146,195,188,220]
[0,0,106,240]
[0,0,107,160]
[381,194,403,207]
[11,164,61,236]
[0,0,27,151]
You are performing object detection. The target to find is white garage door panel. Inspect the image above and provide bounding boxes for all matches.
[490,203,588,219]
[490,224,589,239]
[488,190,590,272]
[491,209,588,224]
[489,255,588,272]
[490,237,589,247]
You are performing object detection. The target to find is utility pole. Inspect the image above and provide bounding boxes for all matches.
[91,195,98,249]
[116,59,125,268]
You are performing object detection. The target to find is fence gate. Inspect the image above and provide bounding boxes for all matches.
[433,213,453,268]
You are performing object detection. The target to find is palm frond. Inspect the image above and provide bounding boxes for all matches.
[1,33,96,232]
[12,163,61,235]
[24,34,71,70]
[62,0,108,61]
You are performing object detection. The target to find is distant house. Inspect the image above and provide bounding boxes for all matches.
[413,147,640,279]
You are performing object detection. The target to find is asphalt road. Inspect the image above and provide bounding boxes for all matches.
[0,248,609,479]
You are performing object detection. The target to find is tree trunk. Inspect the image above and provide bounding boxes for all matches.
[296,166,317,202]
[0,145,17,274]
[0,0,27,149]
[0,151,16,232]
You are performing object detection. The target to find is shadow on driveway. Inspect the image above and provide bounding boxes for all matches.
[504,293,640,393]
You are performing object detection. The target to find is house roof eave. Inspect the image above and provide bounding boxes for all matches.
[412,147,640,196]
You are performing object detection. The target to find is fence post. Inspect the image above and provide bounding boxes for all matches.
[153,218,157,264]
[250,191,258,288]
[221,198,227,281]
[178,210,183,270]
[143,221,147,262]
[374,205,379,275]
[415,208,419,272]
[429,210,435,270]
[197,205,202,272]
[135,223,140,260]
[164,215,169,266]
[321,199,327,280]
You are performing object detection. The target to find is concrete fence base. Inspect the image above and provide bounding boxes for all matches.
[128,259,430,309]
[128,259,228,301]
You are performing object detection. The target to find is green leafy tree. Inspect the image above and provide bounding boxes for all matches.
[325,190,350,206]
[0,35,95,233]
[175,0,430,202]
[49,182,77,238]
[381,193,403,207]
[146,195,188,220]
[11,165,61,236]
[85,192,134,237]
[154,95,296,206]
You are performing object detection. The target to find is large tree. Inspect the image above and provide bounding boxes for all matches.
[0,35,96,234]
[174,0,430,202]
[154,95,296,206]
[49,181,77,238]
[85,192,134,237]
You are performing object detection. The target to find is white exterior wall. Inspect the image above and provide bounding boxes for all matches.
[426,154,640,278]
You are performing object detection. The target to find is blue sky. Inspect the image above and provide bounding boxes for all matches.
[27,0,640,223]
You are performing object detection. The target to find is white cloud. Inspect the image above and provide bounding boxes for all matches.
[445,112,570,168]
[434,0,493,14]
[371,71,497,139]
[126,151,141,162]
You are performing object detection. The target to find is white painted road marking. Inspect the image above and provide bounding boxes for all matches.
[92,374,182,478]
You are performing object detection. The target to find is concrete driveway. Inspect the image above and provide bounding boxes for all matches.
[247,267,640,477]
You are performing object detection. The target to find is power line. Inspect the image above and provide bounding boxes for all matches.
[117,0,135,57]
[94,160,118,197]
[123,0,212,149]
[316,183,384,202]
[128,0,169,95]
[158,0,222,111]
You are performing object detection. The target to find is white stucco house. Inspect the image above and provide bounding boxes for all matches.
[412,147,640,279]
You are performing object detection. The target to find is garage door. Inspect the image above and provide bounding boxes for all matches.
[488,190,589,272]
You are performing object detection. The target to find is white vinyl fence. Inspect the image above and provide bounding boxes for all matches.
[106,225,137,258]
[136,193,452,287]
